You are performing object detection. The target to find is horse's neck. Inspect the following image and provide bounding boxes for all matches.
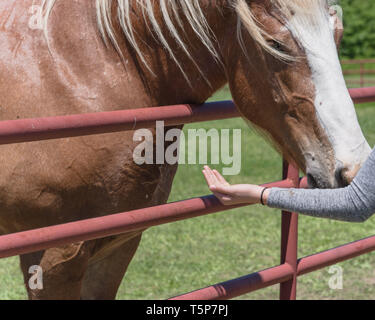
[115,0,229,106]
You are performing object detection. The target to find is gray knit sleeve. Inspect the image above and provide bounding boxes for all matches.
[267,147,375,222]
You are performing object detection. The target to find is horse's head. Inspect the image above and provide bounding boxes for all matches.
[91,0,369,188]
[225,0,371,188]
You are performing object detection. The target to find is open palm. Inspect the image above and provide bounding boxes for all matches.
[202,166,264,205]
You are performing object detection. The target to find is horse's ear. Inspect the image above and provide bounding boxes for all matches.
[329,8,344,51]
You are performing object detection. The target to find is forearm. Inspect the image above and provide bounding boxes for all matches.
[266,184,375,222]
[262,147,375,223]
[203,148,375,222]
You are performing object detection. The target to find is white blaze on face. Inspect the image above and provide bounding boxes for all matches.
[287,7,371,171]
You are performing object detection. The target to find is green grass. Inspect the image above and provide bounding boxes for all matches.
[1,87,375,300]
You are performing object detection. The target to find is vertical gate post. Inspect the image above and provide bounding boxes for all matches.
[360,62,365,88]
[279,160,300,300]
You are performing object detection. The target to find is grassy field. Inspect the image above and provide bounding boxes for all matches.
[1,88,375,300]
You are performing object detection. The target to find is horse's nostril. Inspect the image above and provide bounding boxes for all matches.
[335,167,354,187]
[335,167,346,187]
[307,173,318,189]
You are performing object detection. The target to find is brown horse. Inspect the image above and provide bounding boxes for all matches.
[0,0,370,299]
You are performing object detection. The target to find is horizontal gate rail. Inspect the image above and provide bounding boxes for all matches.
[170,264,295,300]
[0,87,373,146]
[170,234,375,300]
[349,87,375,103]
[0,180,293,259]
[0,101,237,145]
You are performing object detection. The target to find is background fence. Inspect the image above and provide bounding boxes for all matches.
[342,59,375,88]
[0,87,375,300]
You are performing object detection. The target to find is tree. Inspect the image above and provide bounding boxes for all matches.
[339,0,375,59]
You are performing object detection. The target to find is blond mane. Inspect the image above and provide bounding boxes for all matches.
[41,0,334,83]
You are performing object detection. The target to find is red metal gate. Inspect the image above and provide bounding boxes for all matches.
[0,87,375,300]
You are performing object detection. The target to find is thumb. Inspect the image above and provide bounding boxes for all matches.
[210,184,232,194]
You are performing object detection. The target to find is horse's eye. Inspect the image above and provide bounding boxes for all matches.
[266,39,289,54]
[269,40,284,51]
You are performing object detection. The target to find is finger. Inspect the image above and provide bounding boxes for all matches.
[203,169,220,191]
[213,170,230,186]
[203,166,214,180]
[202,170,215,187]
[205,166,220,186]
[211,184,232,195]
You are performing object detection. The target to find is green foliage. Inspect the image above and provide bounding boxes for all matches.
[340,0,375,59]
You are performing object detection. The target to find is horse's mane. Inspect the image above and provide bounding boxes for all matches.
[41,0,335,83]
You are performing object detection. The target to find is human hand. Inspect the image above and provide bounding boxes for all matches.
[202,166,269,205]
